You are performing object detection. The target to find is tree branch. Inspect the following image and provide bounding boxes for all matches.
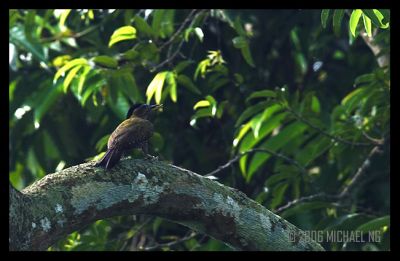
[285,106,377,147]
[9,159,324,251]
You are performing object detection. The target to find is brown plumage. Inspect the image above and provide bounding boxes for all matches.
[95,104,162,169]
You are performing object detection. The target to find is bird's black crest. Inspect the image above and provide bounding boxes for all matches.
[126,103,143,119]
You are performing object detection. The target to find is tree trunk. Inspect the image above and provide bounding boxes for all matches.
[9,159,324,251]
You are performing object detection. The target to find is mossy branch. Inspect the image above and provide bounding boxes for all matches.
[9,159,324,251]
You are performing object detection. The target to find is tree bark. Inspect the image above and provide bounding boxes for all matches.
[9,159,324,251]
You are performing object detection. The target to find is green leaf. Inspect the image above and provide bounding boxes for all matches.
[63,65,82,93]
[349,9,362,37]
[341,86,369,113]
[194,100,210,110]
[235,101,270,127]
[194,27,204,42]
[24,10,36,41]
[333,9,345,36]
[211,78,230,92]
[325,214,370,231]
[54,58,88,83]
[216,101,227,119]
[233,122,252,147]
[59,9,72,28]
[295,136,331,166]
[270,183,289,210]
[247,90,277,102]
[108,26,137,47]
[232,36,247,48]
[281,201,335,219]
[205,95,217,116]
[355,73,375,85]
[294,52,307,75]
[362,9,389,29]
[240,45,255,67]
[134,15,155,37]
[177,75,201,95]
[250,104,282,138]
[321,9,330,29]
[362,13,372,37]
[152,10,165,37]
[9,25,47,63]
[377,9,390,26]
[174,61,193,74]
[311,95,320,114]
[118,70,144,103]
[356,215,390,233]
[77,66,91,95]
[233,16,246,36]
[34,81,63,125]
[146,71,167,104]
[246,121,308,181]
[167,72,177,102]
[92,55,118,69]
[95,135,110,152]
[239,112,288,176]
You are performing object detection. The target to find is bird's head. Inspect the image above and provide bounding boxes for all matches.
[126,103,163,119]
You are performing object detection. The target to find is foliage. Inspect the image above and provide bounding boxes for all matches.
[9,9,390,251]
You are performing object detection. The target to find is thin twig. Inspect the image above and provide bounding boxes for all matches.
[285,106,376,147]
[150,10,208,72]
[338,145,383,199]
[275,193,338,213]
[159,9,198,51]
[205,148,306,177]
[142,231,198,251]
[275,144,384,213]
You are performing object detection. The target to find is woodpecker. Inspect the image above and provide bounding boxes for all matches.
[95,103,162,169]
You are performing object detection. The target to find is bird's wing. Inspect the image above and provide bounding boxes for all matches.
[108,118,153,149]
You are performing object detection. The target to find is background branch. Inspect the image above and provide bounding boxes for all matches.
[205,148,306,178]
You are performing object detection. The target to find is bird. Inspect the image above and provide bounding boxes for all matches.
[94,103,162,170]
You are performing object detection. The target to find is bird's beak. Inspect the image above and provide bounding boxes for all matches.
[149,104,163,111]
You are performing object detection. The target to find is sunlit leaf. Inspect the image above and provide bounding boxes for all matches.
[54,58,88,83]
[362,9,389,29]
[108,26,137,47]
[194,27,204,42]
[63,65,82,93]
[194,100,210,110]
[349,9,362,37]
[146,71,167,104]
[362,13,372,37]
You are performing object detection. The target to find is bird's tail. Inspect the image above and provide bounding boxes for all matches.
[94,148,121,169]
